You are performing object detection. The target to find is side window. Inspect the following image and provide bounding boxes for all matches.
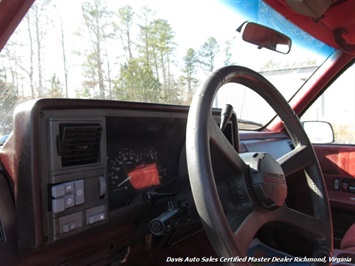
[301,63,355,144]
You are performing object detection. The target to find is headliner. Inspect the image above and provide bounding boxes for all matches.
[264,0,355,54]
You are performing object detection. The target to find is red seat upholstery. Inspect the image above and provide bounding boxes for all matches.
[341,224,355,252]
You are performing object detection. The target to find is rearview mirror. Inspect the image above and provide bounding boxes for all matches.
[239,22,292,54]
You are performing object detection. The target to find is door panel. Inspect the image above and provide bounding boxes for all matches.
[314,144,355,247]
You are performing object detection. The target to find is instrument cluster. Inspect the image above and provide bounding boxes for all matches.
[106,116,186,210]
[107,145,168,209]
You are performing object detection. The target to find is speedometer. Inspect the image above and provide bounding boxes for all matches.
[107,147,165,209]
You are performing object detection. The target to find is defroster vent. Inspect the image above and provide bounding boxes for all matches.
[57,124,102,167]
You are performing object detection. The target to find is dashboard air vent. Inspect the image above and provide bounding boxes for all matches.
[57,124,102,167]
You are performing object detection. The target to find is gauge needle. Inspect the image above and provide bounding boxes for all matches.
[117,176,131,188]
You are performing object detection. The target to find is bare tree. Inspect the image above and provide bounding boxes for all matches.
[26,15,35,97]
[79,0,114,98]
[52,5,69,98]
[29,1,51,97]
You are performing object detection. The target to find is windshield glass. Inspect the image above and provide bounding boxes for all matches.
[0,0,335,137]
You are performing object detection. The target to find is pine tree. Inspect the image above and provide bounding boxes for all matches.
[198,37,220,74]
[116,5,135,61]
[182,48,199,103]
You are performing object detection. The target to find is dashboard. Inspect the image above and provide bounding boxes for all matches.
[0,99,293,265]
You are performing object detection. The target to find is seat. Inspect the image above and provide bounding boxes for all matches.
[332,224,355,264]
[341,224,355,252]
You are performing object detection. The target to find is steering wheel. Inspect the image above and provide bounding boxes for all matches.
[186,65,332,263]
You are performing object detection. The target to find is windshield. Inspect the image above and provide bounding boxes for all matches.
[0,0,335,137]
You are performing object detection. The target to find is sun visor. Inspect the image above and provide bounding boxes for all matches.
[285,0,332,19]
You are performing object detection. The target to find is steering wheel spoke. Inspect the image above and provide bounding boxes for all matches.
[208,115,247,172]
[278,144,313,176]
[233,208,269,255]
[279,205,330,238]
[232,205,330,256]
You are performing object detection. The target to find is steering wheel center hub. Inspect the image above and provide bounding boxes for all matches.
[244,152,287,209]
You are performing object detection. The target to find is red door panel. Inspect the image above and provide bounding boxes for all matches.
[313,144,355,246]
[314,144,355,208]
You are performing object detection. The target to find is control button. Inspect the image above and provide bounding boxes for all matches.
[74,180,85,205]
[51,184,65,198]
[58,212,83,234]
[52,198,65,213]
[63,222,77,233]
[333,178,340,190]
[88,212,106,225]
[343,181,349,191]
[63,182,74,194]
[64,194,75,209]
[99,176,106,197]
[86,205,106,225]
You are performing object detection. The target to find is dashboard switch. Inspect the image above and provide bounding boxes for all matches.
[58,212,83,234]
[51,184,65,198]
[75,180,85,205]
[343,180,349,191]
[51,179,85,213]
[52,198,65,213]
[64,194,75,209]
[99,176,106,197]
[88,212,106,224]
[86,205,106,225]
[333,178,340,190]
[63,182,74,194]
[63,222,76,233]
